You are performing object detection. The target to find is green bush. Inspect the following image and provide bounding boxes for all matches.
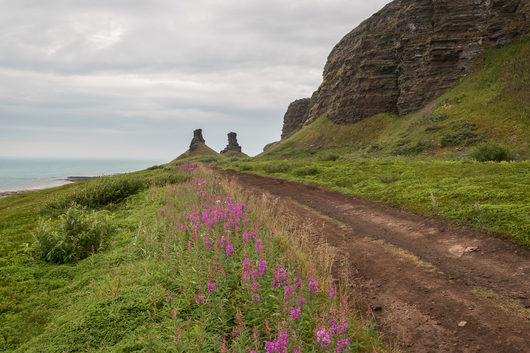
[292,165,320,176]
[471,143,514,162]
[27,205,114,264]
[319,152,340,161]
[440,122,483,147]
[44,172,189,213]
[262,161,291,173]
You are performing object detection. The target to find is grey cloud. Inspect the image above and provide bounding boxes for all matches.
[0,0,391,158]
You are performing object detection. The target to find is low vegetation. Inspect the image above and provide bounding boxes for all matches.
[219,159,530,246]
[28,205,114,264]
[0,164,382,352]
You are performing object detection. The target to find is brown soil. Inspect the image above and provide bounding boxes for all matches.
[219,169,530,353]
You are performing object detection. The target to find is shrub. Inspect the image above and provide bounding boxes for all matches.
[44,175,146,212]
[262,161,291,174]
[28,205,114,264]
[319,152,340,161]
[44,172,190,213]
[379,173,400,184]
[471,143,514,162]
[292,165,320,177]
[440,122,483,147]
[392,141,427,155]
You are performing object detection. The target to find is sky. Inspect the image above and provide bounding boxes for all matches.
[0,0,391,160]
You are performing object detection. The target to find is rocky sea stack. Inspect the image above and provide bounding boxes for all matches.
[280,0,530,137]
[189,129,206,153]
[220,132,242,154]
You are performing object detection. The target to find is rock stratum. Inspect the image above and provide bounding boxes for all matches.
[281,0,530,137]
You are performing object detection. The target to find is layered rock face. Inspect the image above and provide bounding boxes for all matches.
[285,0,529,130]
[281,98,311,139]
[189,129,206,153]
[220,132,242,154]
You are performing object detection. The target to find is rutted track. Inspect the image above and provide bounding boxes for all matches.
[219,169,530,353]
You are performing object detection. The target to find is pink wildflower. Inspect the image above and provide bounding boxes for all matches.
[166,294,173,302]
[255,239,263,255]
[258,260,267,277]
[273,268,287,287]
[329,287,336,299]
[207,282,216,293]
[160,209,165,216]
[337,339,351,352]
[290,306,301,320]
[195,294,205,305]
[316,327,330,347]
[225,243,234,257]
[308,277,319,294]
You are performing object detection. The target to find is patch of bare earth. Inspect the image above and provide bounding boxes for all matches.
[219,169,530,353]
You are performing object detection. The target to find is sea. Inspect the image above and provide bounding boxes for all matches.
[0,157,167,193]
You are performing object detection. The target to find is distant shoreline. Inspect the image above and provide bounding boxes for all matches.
[0,176,98,198]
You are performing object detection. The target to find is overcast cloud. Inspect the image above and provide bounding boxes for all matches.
[0,0,391,159]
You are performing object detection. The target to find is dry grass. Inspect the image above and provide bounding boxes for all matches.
[203,164,395,352]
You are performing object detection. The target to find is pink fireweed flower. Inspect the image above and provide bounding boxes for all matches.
[207,282,216,293]
[329,287,336,299]
[284,285,294,297]
[294,277,302,288]
[330,320,348,336]
[195,294,205,305]
[290,306,301,320]
[273,268,287,287]
[255,239,263,255]
[220,268,226,277]
[225,243,234,257]
[242,232,249,243]
[252,293,260,302]
[316,327,330,347]
[258,260,267,277]
[336,339,351,353]
[160,209,165,216]
[308,277,319,294]
[166,294,173,302]
[264,331,289,353]
[297,297,306,307]
[242,258,252,279]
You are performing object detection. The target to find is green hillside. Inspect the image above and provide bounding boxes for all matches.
[218,36,530,246]
[261,35,529,161]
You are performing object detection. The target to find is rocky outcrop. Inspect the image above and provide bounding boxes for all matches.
[263,141,279,152]
[282,0,529,131]
[189,129,205,153]
[281,98,311,139]
[220,132,242,154]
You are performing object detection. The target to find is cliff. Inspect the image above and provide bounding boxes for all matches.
[281,98,311,139]
[282,0,529,135]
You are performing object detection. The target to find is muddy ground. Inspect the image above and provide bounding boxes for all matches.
[220,169,530,353]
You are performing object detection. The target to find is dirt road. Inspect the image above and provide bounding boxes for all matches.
[220,169,530,353]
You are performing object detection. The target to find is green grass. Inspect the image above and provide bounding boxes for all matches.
[219,158,530,246]
[219,35,530,247]
[0,168,187,351]
[0,165,382,352]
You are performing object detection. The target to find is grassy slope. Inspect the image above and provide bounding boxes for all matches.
[0,167,382,352]
[261,35,529,161]
[217,36,530,246]
[220,159,530,246]
[0,168,187,350]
